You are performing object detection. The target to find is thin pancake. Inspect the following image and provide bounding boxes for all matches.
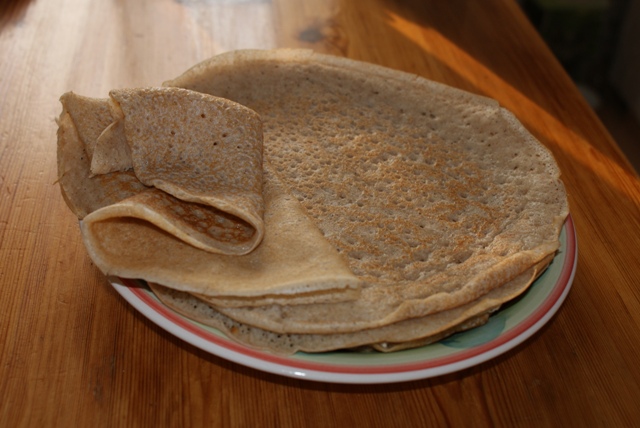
[163,49,568,333]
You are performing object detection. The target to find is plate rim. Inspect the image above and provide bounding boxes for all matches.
[111,215,577,384]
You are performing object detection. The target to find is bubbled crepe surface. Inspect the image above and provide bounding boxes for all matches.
[162,49,568,337]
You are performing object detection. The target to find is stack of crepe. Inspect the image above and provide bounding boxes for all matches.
[57,49,568,354]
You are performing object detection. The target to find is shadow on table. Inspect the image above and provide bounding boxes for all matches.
[0,0,33,26]
[157,304,555,394]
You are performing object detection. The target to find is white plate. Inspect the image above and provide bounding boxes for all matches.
[111,215,577,384]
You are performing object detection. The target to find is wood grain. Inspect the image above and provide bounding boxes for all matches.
[1,0,639,426]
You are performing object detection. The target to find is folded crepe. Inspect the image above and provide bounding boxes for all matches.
[57,49,569,354]
[57,87,361,300]
[59,87,264,254]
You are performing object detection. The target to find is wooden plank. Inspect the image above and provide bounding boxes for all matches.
[1,0,639,426]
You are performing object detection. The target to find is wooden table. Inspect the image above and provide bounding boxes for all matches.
[2,0,639,425]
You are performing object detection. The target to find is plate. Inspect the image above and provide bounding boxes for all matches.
[111,215,577,384]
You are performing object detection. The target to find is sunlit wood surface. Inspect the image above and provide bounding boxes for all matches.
[1,0,639,426]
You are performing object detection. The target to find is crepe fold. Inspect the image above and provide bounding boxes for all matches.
[57,87,361,298]
[59,87,264,255]
[156,49,568,352]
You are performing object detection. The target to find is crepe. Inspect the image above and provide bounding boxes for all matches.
[57,49,569,354]
[57,87,361,300]
[162,49,568,334]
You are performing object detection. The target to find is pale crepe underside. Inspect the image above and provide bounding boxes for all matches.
[81,166,362,297]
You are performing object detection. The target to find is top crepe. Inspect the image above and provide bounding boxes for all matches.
[160,49,568,333]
